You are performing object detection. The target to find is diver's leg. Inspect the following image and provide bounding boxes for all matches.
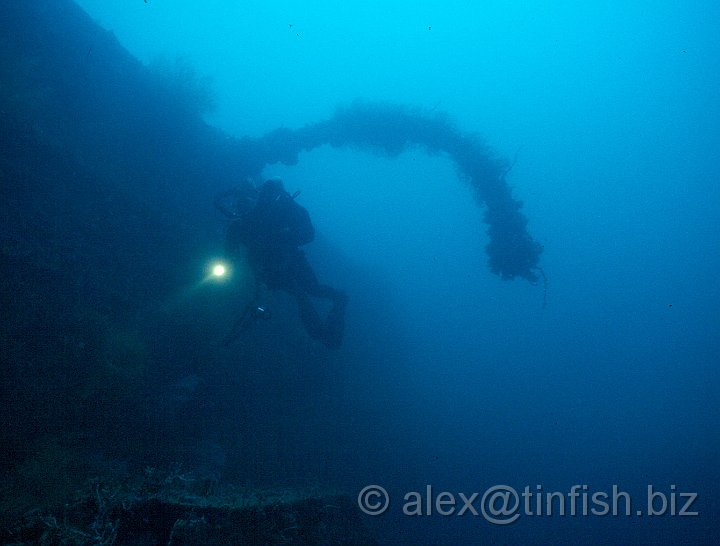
[289,252,348,348]
[306,279,348,348]
[294,291,346,349]
[294,291,327,342]
[292,252,346,306]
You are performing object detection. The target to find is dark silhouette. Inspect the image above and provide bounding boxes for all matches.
[217,179,347,349]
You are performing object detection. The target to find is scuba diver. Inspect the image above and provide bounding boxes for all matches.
[215,178,347,349]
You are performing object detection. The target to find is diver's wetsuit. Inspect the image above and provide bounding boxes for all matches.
[225,181,347,349]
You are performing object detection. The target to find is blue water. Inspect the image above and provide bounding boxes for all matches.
[59,0,720,543]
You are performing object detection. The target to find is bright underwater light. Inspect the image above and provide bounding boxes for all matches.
[203,260,230,283]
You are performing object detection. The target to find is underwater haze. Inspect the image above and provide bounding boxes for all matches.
[7,0,720,544]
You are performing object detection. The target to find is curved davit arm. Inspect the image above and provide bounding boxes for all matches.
[255,100,543,283]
